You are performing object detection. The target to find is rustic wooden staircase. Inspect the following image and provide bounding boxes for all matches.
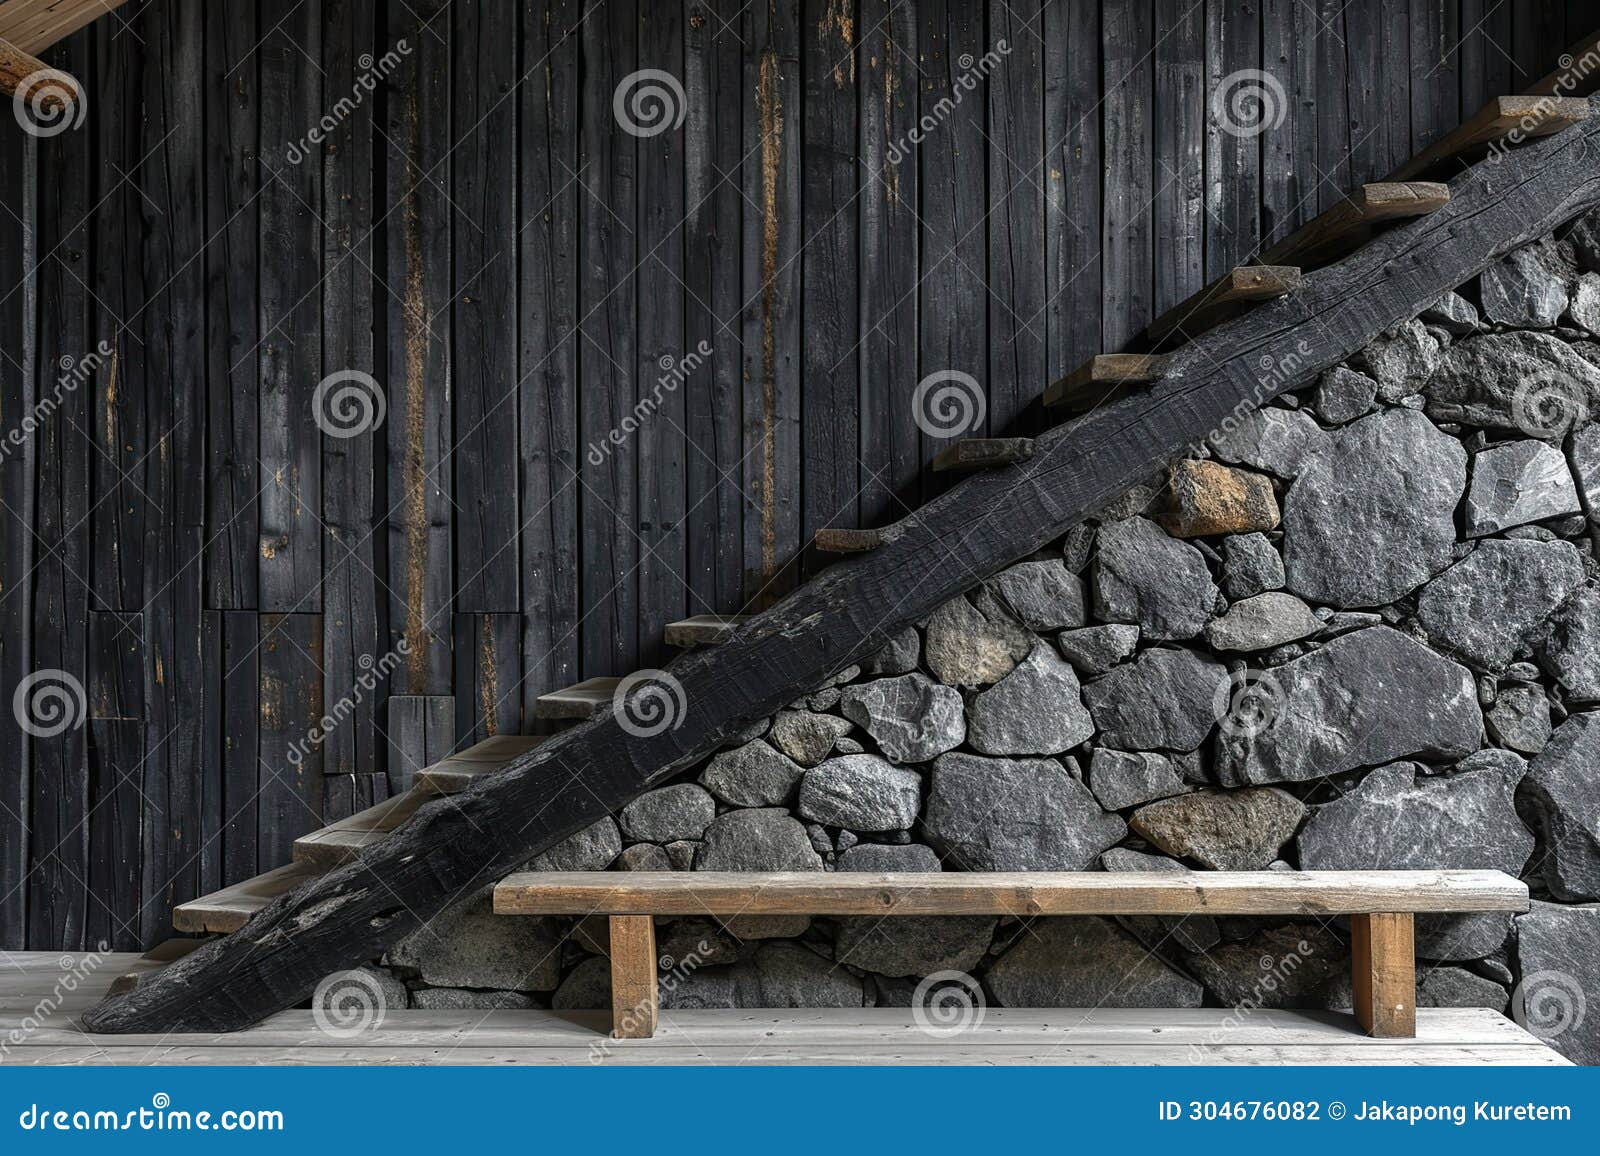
[88,85,1600,1035]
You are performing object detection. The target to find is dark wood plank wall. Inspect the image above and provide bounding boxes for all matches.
[0,0,1590,950]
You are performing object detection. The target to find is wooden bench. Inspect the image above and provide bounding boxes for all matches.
[494,869,1527,1042]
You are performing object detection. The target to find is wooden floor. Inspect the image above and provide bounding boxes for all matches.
[1,953,1570,1066]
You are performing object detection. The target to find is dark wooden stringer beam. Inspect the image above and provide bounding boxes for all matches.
[82,98,1600,1035]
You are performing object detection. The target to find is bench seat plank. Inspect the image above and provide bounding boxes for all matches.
[493,869,1528,916]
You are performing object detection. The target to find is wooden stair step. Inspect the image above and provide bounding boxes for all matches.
[1043,353,1168,412]
[293,788,429,870]
[107,938,206,997]
[414,734,545,794]
[1260,182,1449,268]
[815,527,884,553]
[664,614,749,647]
[1147,265,1302,345]
[173,862,325,935]
[1387,95,1590,181]
[930,437,1035,472]
[534,677,621,720]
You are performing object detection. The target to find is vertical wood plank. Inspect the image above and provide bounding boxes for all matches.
[453,0,519,614]
[257,614,324,869]
[1458,0,1511,122]
[987,0,1045,432]
[1351,912,1417,1038]
[608,914,659,1039]
[742,0,801,605]
[857,0,919,527]
[1409,0,1459,154]
[258,0,323,610]
[519,0,581,726]
[801,0,859,565]
[1313,0,1352,214]
[219,610,260,885]
[385,693,454,794]
[1044,0,1102,380]
[1205,0,1262,279]
[1103,0,1154,349]
[1261,0,1318,247]
[84,611,142,951]
[1154,0,1205,314]
[454,612,522,745]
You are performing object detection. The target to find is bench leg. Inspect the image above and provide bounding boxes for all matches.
[1350,912,1415,1038]
[608,915,658,1040]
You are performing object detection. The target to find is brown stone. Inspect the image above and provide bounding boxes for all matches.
[1157,460,1280,538]
[1129,787,1307,870]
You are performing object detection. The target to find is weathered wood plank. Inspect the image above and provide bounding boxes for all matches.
[1044,0,1103,382]
[1146,265,1302,345]
[293,790,429,870]
[384,695,453,793]
[814,527,883,554]
[83,107,1600,1033]
[494,870,1528,917]
[172,862,325,935]
[534,677,620,721]
[257,614,324,869]
[607,915,657,1040]
[1386,95,1591,180]
[1204,0,1261,278]
[413,734,544,794]
[1259,182,1450,267]
[218,611,259,885]
[930,439,1035,472]
[454,612,522,745]
[1352,911,1417,1037]
[1102,0,1154,351]
[0,0,131,52]
[663,614,750,648]
[1154,0,1204,314]
[1042,353,1168,411]
[1531,27,1600,96]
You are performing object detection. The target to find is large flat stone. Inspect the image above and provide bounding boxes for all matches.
[1422,331,1600,435]
[699,739,808,807]
[1156,460,1281,538]
[1521,712,1600,901]
[838,674,965,764]
[1414,539,1585,672]
[1537,583,1600,702]
[526,816,621,872]
[1207,407,1332,478]
[797,754,922,832]
[1082,646,1227,753]
[924,595,1032,688]
[977,559,1087,632]
[1464,439,1582,536]
[965,643,1095,757]
[619,783,716,843]
[1092,516,1219,641]
[390,891,563,992]
[1130,788,1306,870]
[1512,901,1600,1065]
[694,809,824,872]
[834,915,997,978]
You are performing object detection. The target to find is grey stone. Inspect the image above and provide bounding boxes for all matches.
[619,783,716,843]
[806,687,841,712]
[315,966,408,1016]
[1099,847,1221,953]
[1061,523,1097,572]
[797,754,922,831]
[1572,207,1600,272]
[1087,749,1186,811]
[664,840,698,871]
[1297,761,1532,878]
[1420,290,1482,336]
[835,915,996,977]
[1416,912,1515,962]
[656,918,741,967]
[965,643,1095,756]
[699,739,807,807]
[1414,539,1585,672]
[836,843,942,872]
[1082,646,1227,753]
[723,915,812,940]
[806,822,833,855]
[1092,516,1219,642]
[1220,533,1285,601]
[1486,683,1553,754]
[1567,426,1600,521]
[742,942,866,1008]
[1311,366,1379,424]
[1055,624,1140,676]
[551,957,613,1010]
[694,809,824,872]
[1204,592,1322,652]
[1215,626,1480,786]
[1512,901,1600,1064]
[1417,967,1508,1013]
[616,843,673,871]
[1521,712,1600,901]
[1422,331,1600,435]
[1352,320,1442,402]
[1281,408,1465,608]
[985,917,1203,1008]
[1465,440,1582,536]
[411,987,537,1011]
[1537,584,1600,701]
[923,594,1031,687]
[768,710,854,767]
[657,965,742,1011]
[1187,924,1349,1009]
[978,559,1087,631]
[924,752,1126,870]
[1130,788,1306,870]
[391,891,563,991]
[1570,272,1600,337]
[865,627,921,676]
[1480,241,1572,328]
[527,816,622,872]
[1157,460,1281,537]
[838,674,965,764]
[1208,407,1332,477]
[834,737,864,755]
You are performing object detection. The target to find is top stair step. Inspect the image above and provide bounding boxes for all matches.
[1386,95,1589,181]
